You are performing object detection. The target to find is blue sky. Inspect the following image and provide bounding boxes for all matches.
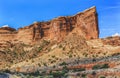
[0,0,120,38]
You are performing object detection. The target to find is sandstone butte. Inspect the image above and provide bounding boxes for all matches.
[0,6,99,45]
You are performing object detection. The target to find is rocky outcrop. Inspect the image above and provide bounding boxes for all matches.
[0,26,16,33]
[102,36,120,46]
[0,27,17,46]
[0,6,99,44]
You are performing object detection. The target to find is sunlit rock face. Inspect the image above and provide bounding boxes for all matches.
[0,6,99,45]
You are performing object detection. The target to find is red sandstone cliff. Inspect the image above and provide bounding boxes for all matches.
[0,6,99,44]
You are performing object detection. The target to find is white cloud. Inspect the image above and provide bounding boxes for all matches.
[33,21,38,24]
[1,25,9,27]
[112,33,120,37]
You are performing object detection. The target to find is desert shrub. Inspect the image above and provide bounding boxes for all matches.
[3,69,10,73]
[43,40,50,45]
[92,55,95,58]
[83,53,88,57]
[21,43,28,47]
[62,66,69,74]
[112,52,120,56]
[50,60,56,64]
[59,44,62,48]
[48,59,52,61]
[41,71,46,74]
[53,65,56,68]
[74,55,76,57]
[103,53,106,55]
[49,67,69,77]
[55,57,58,60]
[31,59,34,63]
[10,60,14,63]
[63,66,68,71]
[50,71,65,77]
[92,64,101,70]
[38,47,43,52]
[85,54,88,57]
[51,55,55,58]
[92,64,109,70]
[59,62,67,66]
[63,47,65,50]
[91,71,96,75]
[76,73,80,76]
[102,64,109,68]
[26,60,28,62]
[73,68,85,72]
[38,63,41,67]
[92,58,96,62]
[43,63,47,66]
[31,70,40,76]
[69,54,72,58]
[99,76,106,78]
[81,74,87,77]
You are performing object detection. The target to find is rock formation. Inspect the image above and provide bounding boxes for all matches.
[0,6,99,45]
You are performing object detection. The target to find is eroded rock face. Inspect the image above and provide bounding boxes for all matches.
[50,17,72,41]
[75,7,99,39]
[0,6,99,44]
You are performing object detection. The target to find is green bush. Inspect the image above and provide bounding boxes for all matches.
[51,55,55,58]
[92,64,109,70]
[73,68,85,72]
[50,60,56,64]
[59,44,62,48]
[100,76,106,78]
[50,71,65,77]
[81,74,86,77]
[43,40,50,45]
[63,66,69,72]
[3,69,10,73]
[43,63,47,66]
[69,54,72,58]
[38,47,43,52]
[102,64,109,68]
[59,62,67,66]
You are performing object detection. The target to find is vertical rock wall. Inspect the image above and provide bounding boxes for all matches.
[0,6,99,44]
